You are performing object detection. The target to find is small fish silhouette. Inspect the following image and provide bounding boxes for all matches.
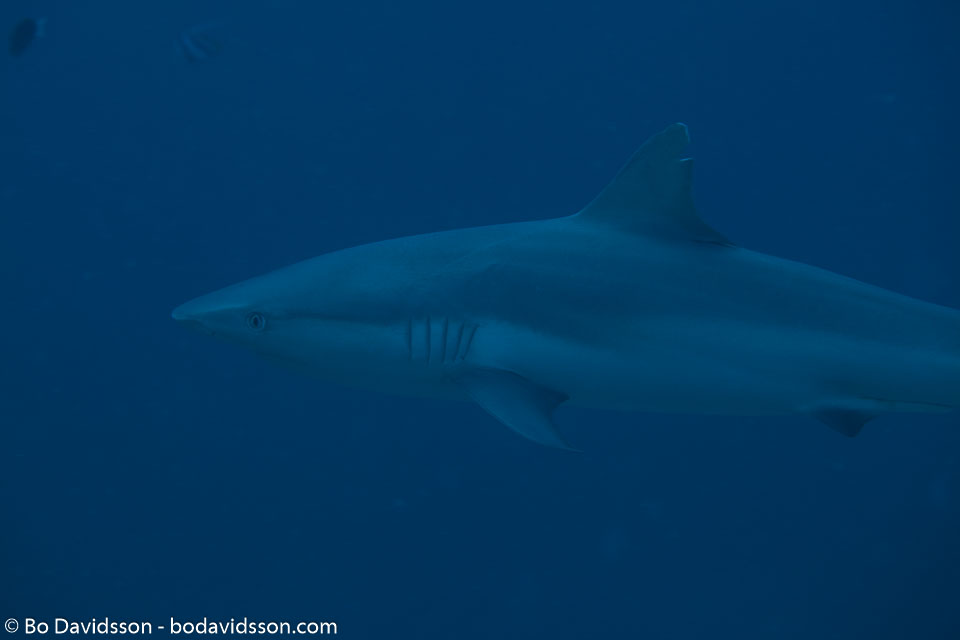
[177,24,222,63]
[9,17,46,57]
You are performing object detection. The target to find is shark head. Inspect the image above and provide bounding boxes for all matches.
[171,249,437,391]
[174,255,334,345]
[171,279,269,339]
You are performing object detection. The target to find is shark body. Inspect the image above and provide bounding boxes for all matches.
[173,124,960,447]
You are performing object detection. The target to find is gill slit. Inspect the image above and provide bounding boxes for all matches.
[440,317,449,363]
[406,318,413,361]
[452,322,464,364]
[425,317,432,363]
[461,324,478,361]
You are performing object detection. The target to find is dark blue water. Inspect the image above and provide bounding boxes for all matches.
[3,1,959,638]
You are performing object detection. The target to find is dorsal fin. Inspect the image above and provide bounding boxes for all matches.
[575,123,731,245]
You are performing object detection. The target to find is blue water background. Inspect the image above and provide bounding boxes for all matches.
[2,1,959,637]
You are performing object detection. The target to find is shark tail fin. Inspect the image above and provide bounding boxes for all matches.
[576,123,732,246]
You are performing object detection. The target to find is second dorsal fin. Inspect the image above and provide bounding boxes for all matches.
[575,123,731,246]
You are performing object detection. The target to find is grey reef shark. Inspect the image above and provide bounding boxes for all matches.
[173,124,960,449]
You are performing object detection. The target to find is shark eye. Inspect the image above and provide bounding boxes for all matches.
[246,312,267,331]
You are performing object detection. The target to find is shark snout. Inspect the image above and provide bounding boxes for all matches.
[171,296,218,334]
[170,304,191,322]
[172,298,202,322]
[171,282,262,338]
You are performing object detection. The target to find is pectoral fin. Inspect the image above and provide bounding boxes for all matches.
[457,369,575,450]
